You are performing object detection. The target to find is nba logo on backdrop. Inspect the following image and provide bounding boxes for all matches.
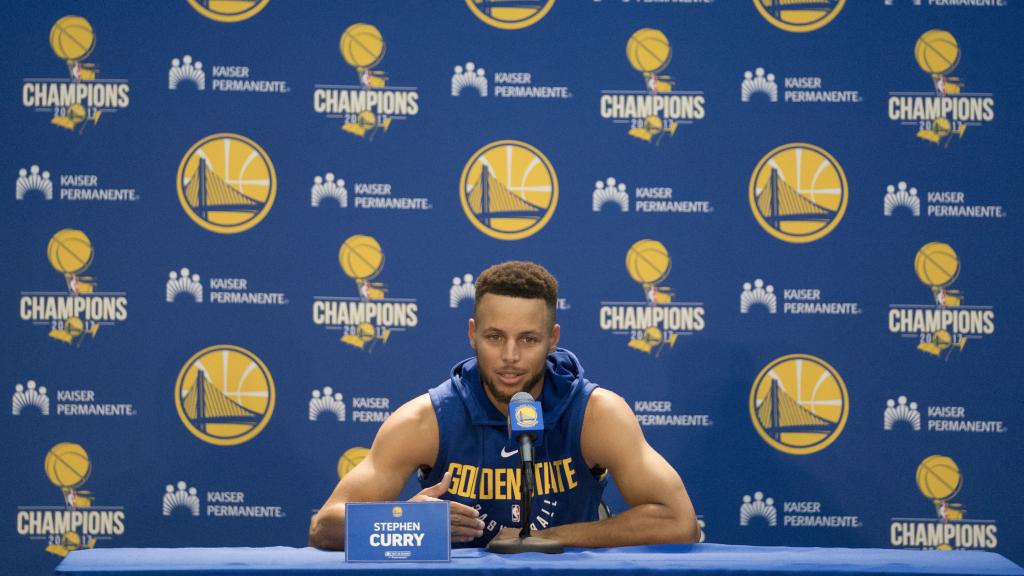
[598,240,705,357]
[887,243,995,360]
[22,16,131,132]
[313,23,420,140]
[753,0,845,33]
[887,30,995,146]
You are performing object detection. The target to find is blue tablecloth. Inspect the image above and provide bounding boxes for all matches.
[56,544,1024,576]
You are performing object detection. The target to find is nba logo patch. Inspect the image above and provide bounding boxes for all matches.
[511,504,520,524]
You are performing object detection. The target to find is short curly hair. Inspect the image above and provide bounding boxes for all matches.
[474,261,558,324]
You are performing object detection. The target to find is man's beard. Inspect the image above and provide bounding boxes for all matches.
[481,369,545,405]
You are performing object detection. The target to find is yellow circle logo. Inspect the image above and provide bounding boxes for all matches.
[749,143,847,244]
[177,133,276,234]
[915,242,960,288]
[515,404,539,427]
[175,345,275,446]
[915,30,960,76]
[339,235,385,281]
[626,29,671,74]
[465,0,555,30]
[338,447,370,480]
[626,239,671,285]
[749,354,848,455]
[460,140,558,241]
[50,16,94,63]
[187,0,269,22]
[753,0,845,33]
[45,442,91,489]
[916,455,962,502]
[48,229,93,276]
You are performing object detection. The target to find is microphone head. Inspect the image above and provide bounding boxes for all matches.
[508,393,544,446]
[510,392,534,404]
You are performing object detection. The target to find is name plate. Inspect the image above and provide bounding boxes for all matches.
[345,501,450,562]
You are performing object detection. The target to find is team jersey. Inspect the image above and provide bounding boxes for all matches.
[418,348,607,548]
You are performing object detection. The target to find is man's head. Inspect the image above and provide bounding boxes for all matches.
[468,262,560,412]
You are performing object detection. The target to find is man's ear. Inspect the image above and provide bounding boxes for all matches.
[549,323,560,352]
[468,318,477,350]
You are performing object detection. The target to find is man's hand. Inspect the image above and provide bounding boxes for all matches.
[411,471,484,544]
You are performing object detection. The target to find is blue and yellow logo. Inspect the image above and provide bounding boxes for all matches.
[338,447,370,480]
[460,140,558,240]
[177,133,276,234]
[465,0,555,30]
[749,143,847,244]
[749,354,848,455]
[514,404,539,428]
[753,0,845,33]
[175,345,275,446]
[187,0,269,22]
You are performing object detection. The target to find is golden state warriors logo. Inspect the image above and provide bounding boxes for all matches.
[599,240,706,357]
[175,345,275,446]
[749,143,847,243]
[313,24,420,139]
[22,16,131,132]
[887,31,995,146]
[514,404,539,427]
[599,29,705,144]
[466,0,555,30]
[177,134,276,234]
[338,447,370,480]
[460,140,558,240]
[15,442,126,557]
[312,235,419,350]
[187,0,269,22]
[749,354,848,455]
[753,0,845,33]
[888,243,994,359]
[19,229,128,344]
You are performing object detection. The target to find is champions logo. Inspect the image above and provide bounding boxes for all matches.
[887,31,995,146]
[187,0,269,22]
[599,29,705,144]
[313,24,420,140]
[460,140,558,240]
[312,235,419,351]
[749,143,847,243]
[174,345,275,446]
[888,243,994,359]
[177,133,276,234]
[890,456,998,550]
[16,443,126,557]
[753,0,845,33]
[20,229,127,345]
[22,16,130,132]
[599,240,706,357]
[749,354,848,455]
[465,0,555,30]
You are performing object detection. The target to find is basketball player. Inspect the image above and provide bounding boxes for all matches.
[309,261,699,549]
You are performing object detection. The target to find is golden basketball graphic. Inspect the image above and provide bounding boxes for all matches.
[626,240,671,285]
[627,29,671,74]
[175,345,275,446]
[339,235,385,281]
[465,0,555,30]
[50,16,94,62]
[915,242,960,288]
[340,23,385,70]
[916,30,960,76]
[45,443,91,489]
[460,140,558,241]
[187,0,270,23]
[177,133,277,234]
[917,455,962,502]
[749,143,847,244]
[749,354,848,455]
[48,229,93,276]
[338,447,370,479]
[753,0,846,33]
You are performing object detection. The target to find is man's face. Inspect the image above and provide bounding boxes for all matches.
[469,294,560,413]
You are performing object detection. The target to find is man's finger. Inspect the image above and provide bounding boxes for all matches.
[448,500,480,519]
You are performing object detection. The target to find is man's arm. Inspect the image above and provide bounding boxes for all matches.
[308,394,484,550]
[527,389,700,547]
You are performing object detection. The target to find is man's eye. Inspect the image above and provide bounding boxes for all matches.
[522,336,538,344]
[487,334,502,342]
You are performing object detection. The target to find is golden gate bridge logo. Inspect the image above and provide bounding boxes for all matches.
[748,354,848,455]
[465,0,555,30]
[177,134,276,234]
[753,0,845,33]
[175,345,275,446]
[187,0,270,23]
[460,140,558,240]
[748,143,847,244]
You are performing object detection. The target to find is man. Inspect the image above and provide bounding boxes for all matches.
[309,261,699,549]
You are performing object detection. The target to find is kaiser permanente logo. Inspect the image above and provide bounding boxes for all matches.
[187,0,269,22]
[13,380,136,417]
[20,229,128,345]
[16,443,126,557]
[22,16,130,133]
[599,240,706,357]
[884,0,1007,10]
[465,0,554,30]
[451,61,571,99]
[599,29,706,145]
[749,354,848,455]
[740,67,861,104]
[740,491,861,529]
[888,243,994,360]
[883,395,1006,434]
[883,181,1005,220]
[175,345,275,446]
[888,30,995,146]
[754,0,845,33]
[314,23,420,140]
[168,54,288,94]
[312,235,419,351]
[890,456,997,550]
[632,400,712,428]
[165,267,287,305]
[592,177,713,215]
[162,480,284,519]
[310,172,431,211]
[16,165,138,203]
[739,279,861,316]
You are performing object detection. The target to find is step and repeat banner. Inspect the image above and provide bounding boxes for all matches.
[2,1,1022,574]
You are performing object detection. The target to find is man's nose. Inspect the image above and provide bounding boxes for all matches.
[502,340,519,363]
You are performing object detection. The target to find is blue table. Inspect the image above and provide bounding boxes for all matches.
[56,544,1024,576]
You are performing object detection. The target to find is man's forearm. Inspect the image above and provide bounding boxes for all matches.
[309,503,346,550]
[535,503,699,548]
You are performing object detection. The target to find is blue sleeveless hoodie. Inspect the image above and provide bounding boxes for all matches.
[419,348,606,548]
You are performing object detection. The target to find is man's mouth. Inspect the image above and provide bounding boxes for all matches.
[495,369,526,385]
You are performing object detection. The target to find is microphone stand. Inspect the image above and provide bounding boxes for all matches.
[486,435,564,554]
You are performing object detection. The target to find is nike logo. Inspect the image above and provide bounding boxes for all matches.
[500,447,519,458]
